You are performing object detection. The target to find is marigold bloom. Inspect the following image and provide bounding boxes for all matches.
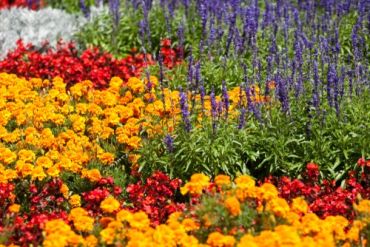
[207,232,236,247]
[31,166,46,181]
[85,235,98,247]
[291,197,309,214]
[100,196,120,213]
[354,200,370,214]
[234,175,255,189]
[84,169,102,182]
[73,215,94,232]
[17,149,35,162]
[215,175,231,187]
[181,218,199,231]
[127,211,150,230]
[36,156,53,168]
[69,194,81,208]
[181,173,210,195]
[8,203,20,213]
[265,197,290,218]
[100,227,116,245]
[69,207,89,221]
[224,196,242,216]
[98,152,115,165]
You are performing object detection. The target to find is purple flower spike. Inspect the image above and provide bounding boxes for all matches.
[222,80,230,119]
[109,0,121,29]
[179,87,191,132]
[164,134,174,153]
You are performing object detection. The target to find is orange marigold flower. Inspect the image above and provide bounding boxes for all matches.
[69,194,81,208]
[215,174,231,187]
[207,232,236,247]
[224,196,241,216]
[8,203,20,213]
[100,196,120,213]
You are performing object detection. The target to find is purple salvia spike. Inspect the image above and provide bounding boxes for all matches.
[179,87,191,132]
[222,80,230,119]
[195,62,201,89]
[210,87,217,133]
[313,59,320,109]
[177,22,185,59]
[327,64,337,108]
[187,50,193,91]
[200,82,205,116]
[80,0,90,18]
[109,0,120,30]
[238,107,246,129]
[276,74,290,114]
[246,87,262,122]
[164,134,174,153]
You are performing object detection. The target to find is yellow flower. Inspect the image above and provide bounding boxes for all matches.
[15,160,33,177]
[265,197,290,218]
[128,211,150,230]
[259,183,279,200]
[0,148,17,165]
[116,209,133,222]
[31,166,46,181]
[8,203,20,213]
[152,224,177,246]
[234,175,255,189]
[354,200,370,214]
[274,225,301,246]
[100,227,116,245]
[181,218,199,231]
[345,220,364,242]
[215,175,231,187]
[17,149,35,162]
[36,156,53,168]
[69,194,81,208]
[237,234,258,247]
[60,183,69,199]
[44,219,71,235]
[73,215,94,232]
[100,196,120,213]
[84,169,102,182]
[224,196,242,216]
[127,77,145,94]
[69,207,89,221]
[180,174,210,195]
[291,197,309,214]
[85,235,98,247]
[109,77,123,91]
[127,136,142,150]
[206,232,235,247]
[47,165,60,177]
[98,152,115,165]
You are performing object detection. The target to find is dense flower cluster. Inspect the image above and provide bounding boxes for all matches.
[0,0,43,9]
[0,71,268,182]
[159,38,183,69]
[179,173,369,247]
[0,41,153,88]
[126,171,185,225]
[26,174,367,246]
[0,40,183,88]
[266,163,370,219]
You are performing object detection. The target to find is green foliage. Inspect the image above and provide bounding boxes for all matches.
[138,88,370,181]
[44,0,96,14]
[138,120,257,180]
[76,4,185,58]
